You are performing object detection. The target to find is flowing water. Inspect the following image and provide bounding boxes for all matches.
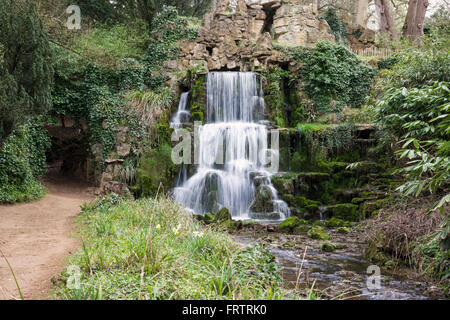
[173,72,290,220]
[235,235,441,300]
[170,92,190,130]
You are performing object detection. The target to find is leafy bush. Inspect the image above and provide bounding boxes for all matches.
[0,118,51,203]
[376,82,449,207]
[376,48,449,90]
[279,41,376,114]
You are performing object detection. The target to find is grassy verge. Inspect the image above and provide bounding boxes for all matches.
[53,194,295,300]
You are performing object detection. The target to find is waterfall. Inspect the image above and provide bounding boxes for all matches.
[170,92,190,129]
[173,72,290,221]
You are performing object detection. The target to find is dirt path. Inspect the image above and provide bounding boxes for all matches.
[0,172,94,300]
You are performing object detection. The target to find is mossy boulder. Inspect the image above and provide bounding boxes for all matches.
[312,220,326,227]
[333,188,362,203]
[195,207,231,224]
[279,216,309,233]
[321,242,336,252]
[337,227,350,234]
[360,197,392,219]
[326,217,344,228]
[307,226,330,240]
[222,219,243,232]
[215,207,232,222]
[281,194,295,206]
[328,203,359,221]
[272,176,295,194]
[250,185,274,213]
[194,212,216,224]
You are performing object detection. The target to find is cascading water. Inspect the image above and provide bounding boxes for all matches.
[170,92,190,129]
[173,72,290,221]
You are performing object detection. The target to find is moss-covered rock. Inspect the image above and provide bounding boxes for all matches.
[279,216,309,233]
[321,242,336,252]
[333,188,362,203]
[215,207,232,222]
[250,185,274,213]
[194,207,231,224]
[326,217,344,228]
[281,194,295,206]
[222,219,243,232]
[272,176,295,194]
[307,226,330,240]
[328,203,359,221]
[360,197,391,219]
[313,220,326,227]
[337,226,350,234]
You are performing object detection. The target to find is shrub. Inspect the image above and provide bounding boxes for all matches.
[279,41,376,114]
[0,118,51,203]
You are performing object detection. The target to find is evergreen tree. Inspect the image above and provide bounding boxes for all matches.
[0,0,53,143]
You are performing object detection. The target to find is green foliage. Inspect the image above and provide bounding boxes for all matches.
[0,119,51,203]
[136,144,176,197]
[54,197,290,299]
[377,54,402,70]
[376,82,449,208]
[0,0,53,141]
[411,217,450,283]
[376,47,449,91]
[321,8,347,42]
[72,20,150,68]
[279,41,376,115]
[262,67,290,127]
[143,6,198,89]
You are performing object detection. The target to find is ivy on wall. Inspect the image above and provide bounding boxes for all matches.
[143,6,198,89]
[276,41,377,117]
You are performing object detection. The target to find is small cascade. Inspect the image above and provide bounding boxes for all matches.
[173,72,290,221]
[170,92,190,129]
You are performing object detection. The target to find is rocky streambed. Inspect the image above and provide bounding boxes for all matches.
[233,225,444,300]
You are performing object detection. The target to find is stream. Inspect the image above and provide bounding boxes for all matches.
[235,234,442,300]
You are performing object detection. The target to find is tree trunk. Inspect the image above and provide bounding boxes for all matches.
[413,0,429,40]
[403,0,429,43]
[375,0,398,41]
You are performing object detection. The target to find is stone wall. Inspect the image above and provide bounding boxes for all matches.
[176,0,335,72]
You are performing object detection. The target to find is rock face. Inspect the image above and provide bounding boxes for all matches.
[272,0,335,46]
[178,0,335,72]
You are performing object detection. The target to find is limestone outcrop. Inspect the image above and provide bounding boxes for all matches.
[176,0,335,72]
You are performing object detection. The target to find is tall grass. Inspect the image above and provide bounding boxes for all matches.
[54,196,295,300]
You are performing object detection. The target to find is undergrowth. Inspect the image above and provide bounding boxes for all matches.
[53,196,296,300]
